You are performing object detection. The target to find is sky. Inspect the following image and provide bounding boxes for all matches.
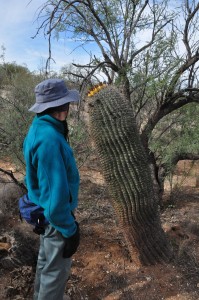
[0,0,92,73]
[0,0,188,74]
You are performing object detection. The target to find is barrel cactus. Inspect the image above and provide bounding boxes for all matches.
[89,85,172,265]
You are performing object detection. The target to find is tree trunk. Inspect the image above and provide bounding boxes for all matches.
[147,154,165,209]
[89,86,172,265]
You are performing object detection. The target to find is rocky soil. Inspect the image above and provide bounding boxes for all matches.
[0,158,199,300]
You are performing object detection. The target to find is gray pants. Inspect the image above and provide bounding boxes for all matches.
[33,225,71,300]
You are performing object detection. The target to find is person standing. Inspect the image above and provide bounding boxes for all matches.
[23,78,80,300]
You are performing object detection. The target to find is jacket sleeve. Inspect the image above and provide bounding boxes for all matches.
[35,141,77,238]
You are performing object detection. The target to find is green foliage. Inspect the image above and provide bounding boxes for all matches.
[130,32,183,121]
[0,62,44,170]
[0,62,30,83]
[150,103,199,173]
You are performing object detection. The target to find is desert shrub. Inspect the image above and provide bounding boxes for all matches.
[0,66,44,171]
[0,180,23,216]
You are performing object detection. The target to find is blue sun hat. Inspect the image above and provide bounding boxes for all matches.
[29,78,80,113]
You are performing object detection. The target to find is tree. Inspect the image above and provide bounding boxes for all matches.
[34,0,199,264]
[36,0,199,197]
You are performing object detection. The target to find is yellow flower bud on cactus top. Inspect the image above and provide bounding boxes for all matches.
[87,82,107,97]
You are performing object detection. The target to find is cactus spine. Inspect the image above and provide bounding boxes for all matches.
[89,86,172,265]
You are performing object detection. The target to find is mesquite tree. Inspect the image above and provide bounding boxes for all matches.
[36,0,199,202]
[34,0,199,264]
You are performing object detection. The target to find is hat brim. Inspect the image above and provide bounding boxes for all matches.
[29,89,80,113]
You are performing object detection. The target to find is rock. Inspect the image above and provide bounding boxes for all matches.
[0,242,11,251]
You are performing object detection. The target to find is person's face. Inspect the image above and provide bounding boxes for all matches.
[52,103,70,121]
[59,107,69,121]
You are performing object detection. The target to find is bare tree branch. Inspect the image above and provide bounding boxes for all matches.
[0,168,27,191]
[166,51,199,98]
[141,89,199,144]
[183,1,199,59]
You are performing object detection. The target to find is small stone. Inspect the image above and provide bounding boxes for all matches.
[146,276,152,281]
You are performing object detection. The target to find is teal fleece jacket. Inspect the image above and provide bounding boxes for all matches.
[23,114,80,238]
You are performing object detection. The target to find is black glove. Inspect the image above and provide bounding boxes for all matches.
[32,213,46,235]
[63,221,80,258]
[33,225,45,235]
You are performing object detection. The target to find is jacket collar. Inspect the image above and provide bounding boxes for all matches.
[33,114,65,135]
